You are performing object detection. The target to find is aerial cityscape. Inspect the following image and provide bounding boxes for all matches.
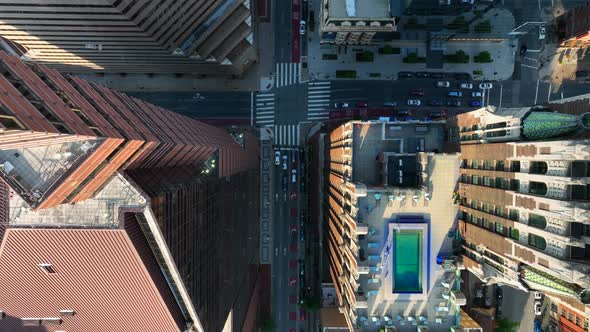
[0,0,588,332]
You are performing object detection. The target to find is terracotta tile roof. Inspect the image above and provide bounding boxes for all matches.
[0,227,185,332]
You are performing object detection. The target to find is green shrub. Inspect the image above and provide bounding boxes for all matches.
[355,51,374,62]
[402,53,426,63]
[322,54,338,60]
[474,51,493,63]
[336,70,357,78]
[378,45,401,54]
[444,50,469,63]
[474,20,492,33]
[473,70,483,75]
[447,16,467,30]
[369,73,381,77]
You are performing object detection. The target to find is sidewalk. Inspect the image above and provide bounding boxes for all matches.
[539,44,590,89]
[306,8,515,81]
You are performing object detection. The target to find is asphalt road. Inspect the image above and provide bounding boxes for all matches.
[127,91,252,121]
[501,0,589,26]
[499,286,537,332]
[271,148,305,332]
[274,0,293,63]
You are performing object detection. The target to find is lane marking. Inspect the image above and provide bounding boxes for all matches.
[499,83,503,108]
[250,91,253,126]
[547,82,552,102]
[521,64,538,69]
[534,79,540,105]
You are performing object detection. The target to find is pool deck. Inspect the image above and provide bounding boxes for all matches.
[355,153,460,331]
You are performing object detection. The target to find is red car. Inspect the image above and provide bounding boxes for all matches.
[411,89,425,96]
[290,191,298,200]
[289,329,296,332]
[289,259,297,269]
[288,277,297,286]
[289,224,297,233]
[300,309,306,321]
[289,294,298,304]
[356,101,368,108]
[289,312,297,320]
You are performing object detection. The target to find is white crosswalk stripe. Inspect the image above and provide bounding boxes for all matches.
[255,92,275,127]
[307,81,331,121]
[275,62,301,88]
[273,124,301,147]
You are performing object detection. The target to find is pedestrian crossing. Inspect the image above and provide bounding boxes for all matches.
[307,81,331,121]
[273,124,300,147]
[255,92,275,127]
[275,62,301,88]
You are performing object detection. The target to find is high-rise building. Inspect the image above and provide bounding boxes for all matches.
[448,105,590,314]
[321,120,466,331]
[0,51,261,332]
[0,1,257,75]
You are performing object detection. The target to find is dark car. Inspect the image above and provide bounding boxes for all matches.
[300,228,305,241]
[356,101,368,108]
[429,99,444,106]
[495,286,503,305]
[429,110,447,120]
[411,89,425,96]
[454,72,471,80]
[430,72,445,79]
[471,101,482,107]
[415,71,431,78]
[576,70,589,77]
[446,100,462,107]
[397,109,412,117]
[398,71,414,78]
[383,101,398,107]
[282,175,289,191]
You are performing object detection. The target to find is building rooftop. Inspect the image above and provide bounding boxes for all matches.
[328,0,391,19]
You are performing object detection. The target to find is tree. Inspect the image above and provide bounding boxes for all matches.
[299,295,321,311]
[260,318,275,332]
[495,317,519,332]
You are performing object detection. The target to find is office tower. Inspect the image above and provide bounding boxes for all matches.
[0,51,260,331]
[321,120,467,330]
[0,1,256,75]
[449,105,590,313]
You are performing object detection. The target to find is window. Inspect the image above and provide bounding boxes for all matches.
[483,160,492,170]
[495,223,504,234]
[528,234,547,250]
[0,115,25,130]
[486,130,507,138]
[576,317,581,326]
[510,179,520,191]
[561,308,566,317]
[496,160,505,171]
[38,263,56,274]
[568,312,573,321]
[511,161,521,172]
[529,181,548,195]
[472,175,480,185]
[495,206,504,217]
[550,303,557,313]
[509,209,519,221]
[510,228,519,240]
[471,160,478,169]
[482,219,491,229]
[482,176,492,187]
[528,214,547,229]
[482,202,491,213]
[529,161,548,174]
[495,177,505,189]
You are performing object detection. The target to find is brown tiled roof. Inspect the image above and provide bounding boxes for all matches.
[0,228,184,332]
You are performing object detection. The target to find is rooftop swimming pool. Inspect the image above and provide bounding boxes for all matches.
[393,230,423,293]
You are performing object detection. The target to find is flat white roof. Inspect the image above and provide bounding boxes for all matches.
[328,0,391,19]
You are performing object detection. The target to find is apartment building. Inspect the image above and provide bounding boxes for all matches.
[448,105,590,314]
[555,3,590,49]
[319,0,398,44]
[0,0,257,75]
[0,51,260,332]
[322,119,467,331]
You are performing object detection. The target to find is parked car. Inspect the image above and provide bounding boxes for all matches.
[454,73,471,80]
[407,99,421,106]
[275,151,281,165]
[291,150,297,164]
[539,24,546,39]
[282,155,288,170]
[397,110,412,117]
[300,21,306,35]
[534,291,543,300]
[576,70,589,77]
[471,101,482,107]
[291,169,297,183]
[431,72,445,79]
[415,72,430,78]
[383,101,398,107]
[429,110,446,120]
[356,101,368,108]
[448,91,462,97]
[479,82,493,89]
[460,83,473,89]
[437,81,450,88]
[282,175,289,191]
[411,89,425,96]
[472,91,482,97]
[429,99,444,106]
[334,102,349,108]
[534,301,542,315]
[398,71,414,78]
[447,100,462,107]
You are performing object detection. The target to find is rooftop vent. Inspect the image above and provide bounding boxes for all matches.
[58,309,75,316]
[0,311,5,319]
[38,263,56,274]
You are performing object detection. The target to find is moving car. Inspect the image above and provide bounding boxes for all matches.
[429,99,444,106]
[479,82,493,89]
[460,83,473,89]
[356,101,368,108]
[415,72,430,78]
[334,102,349,108]
[472,91,482,97]
[291,150,297,164]
[437,81,450,88]
[282,175,289,191]
[275,151,281,165]
[471,101,482,107]
[411,89,425,96]
[397,110,412,117]
[447,100,462,107]
[431,72,445,79]
[383,101,398,107]
[291,169,297,183]
[282,155,288,170]
[454,73,471,80]
[398,71,414,78]
[300,21,306,35]
[539,24,546,39]
[448,91,462,97]
[576,70,589,77]
[429,110,446,120]
[407,99,421,106]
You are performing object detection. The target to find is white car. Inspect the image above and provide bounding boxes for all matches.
[275,151,281,165]
[479,82,493,89]
[472,91,482,97]
[460,83,473,89]
[436,81,450,88]
[539,24,546,40]
[300,20,306,35]
[534,301,542,316]
[282,155,288,170]
[534,291,543,300]
[407,99,421,106]
[334,102,349,109]
[292,169,297,183]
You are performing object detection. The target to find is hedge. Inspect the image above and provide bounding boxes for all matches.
[403,53,426,63]
[336,70,357,78]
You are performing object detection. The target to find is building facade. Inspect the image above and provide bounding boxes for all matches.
[0,51,260,331]
[319,0,397,44]
[449,105,590,316]
[0,0,257,75]
[555,3,590,49]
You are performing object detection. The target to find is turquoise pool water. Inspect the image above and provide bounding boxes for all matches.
[393,230,422,293]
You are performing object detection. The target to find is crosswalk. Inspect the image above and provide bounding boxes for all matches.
[273,124,300,147]
[255,92,275,127]
[307,81,331,121]
[275,63,301,88]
